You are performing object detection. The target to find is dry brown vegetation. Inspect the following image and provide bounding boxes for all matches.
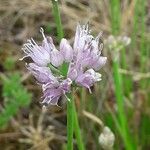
[0,0,150,149]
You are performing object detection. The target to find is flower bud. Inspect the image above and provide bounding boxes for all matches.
[99,126,115,150]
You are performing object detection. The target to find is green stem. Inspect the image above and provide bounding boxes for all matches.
[110,1,135,149]
[67,95,74,150]
[73,99,85,150]
[51,0,68,75]
[113,59,134,150]
[51,0,64,41]
[110,0,120,34]
[121,48,132,97]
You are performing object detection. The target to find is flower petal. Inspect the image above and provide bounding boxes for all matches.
[92,56,107,71]
[67,62,78,80]
[60,38,73,62]
[41,78,72,106]
[50,49,64,67]
[75,69,101,91]
[26,63,56,84]
[60,78,72,92]
[21,38,51,66]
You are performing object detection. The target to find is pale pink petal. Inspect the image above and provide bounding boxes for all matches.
[60,38,73,62]
[50,49,64,67]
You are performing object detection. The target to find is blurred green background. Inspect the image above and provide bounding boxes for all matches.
[0,0,150,149]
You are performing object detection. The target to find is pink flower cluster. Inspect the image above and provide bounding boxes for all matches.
[21,24,107,106]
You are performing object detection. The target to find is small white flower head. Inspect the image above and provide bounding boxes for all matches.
[121,36,131,46]
[105,35,131,51]
[105,35,116,47]
[99,126,115,150]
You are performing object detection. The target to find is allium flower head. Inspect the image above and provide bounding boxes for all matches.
[105,35,131,51]
[21,23,107,106]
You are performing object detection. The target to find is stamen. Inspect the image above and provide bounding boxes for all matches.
[40,27,46,39]
[23,49,30,54]
[42,105,47,111]
[27,39,33,44]
[87,86,92,94]
[64,93,70,102]
[31,38,37,45]
[99,43,104,51]
[24,45,33,53]
[19,56,28,61]
[96,31,103,41]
